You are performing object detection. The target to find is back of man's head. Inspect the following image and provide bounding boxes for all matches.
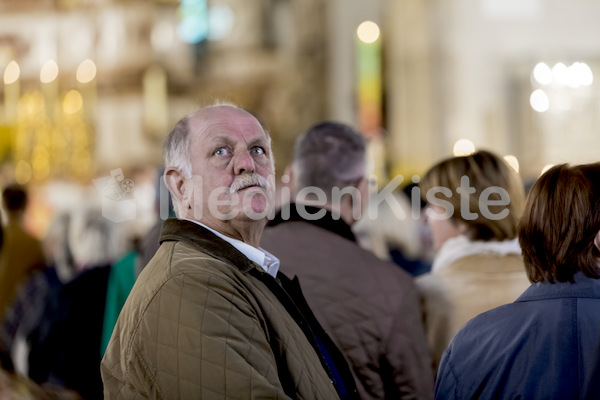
[292,122,366,196]
[2,184,28,216]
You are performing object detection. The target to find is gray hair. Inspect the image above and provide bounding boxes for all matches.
[163,116,192,178]
[162,101,253,178]
[292,122,366,194]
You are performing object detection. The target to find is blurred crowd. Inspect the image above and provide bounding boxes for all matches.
[0,168,167,399]
[0,110,598,399]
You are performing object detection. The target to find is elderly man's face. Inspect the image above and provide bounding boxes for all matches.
[185,107,275,224]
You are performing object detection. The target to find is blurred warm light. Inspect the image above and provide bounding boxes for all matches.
[533,62,552,85]
[530,89,549,112]
[21,91,46,116]
[535,61,593,88]
[577,62,593,86]
[40,60,59,83]
[76,59,97,83]
[357,21,380,44]
[551,63,569,86]
[4,61,20,84]
[453,139,475,156]
[208,5,234,41]
[15,160,32,185]
[63,90,83,114]
[503,155,520,173]
[541,164,554,175]
[567,62,593,87]
[32,146,50,180]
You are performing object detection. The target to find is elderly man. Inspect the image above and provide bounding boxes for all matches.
[101,104,358,399]
[261,122,434,399]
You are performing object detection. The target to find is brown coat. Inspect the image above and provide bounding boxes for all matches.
[261,207,434,400]
[0,220,46,322]
[101,219,356,399]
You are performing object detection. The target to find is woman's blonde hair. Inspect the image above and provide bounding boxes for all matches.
[420,150,525,241]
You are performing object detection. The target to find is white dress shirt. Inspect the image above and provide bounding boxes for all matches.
[184,219,280,278]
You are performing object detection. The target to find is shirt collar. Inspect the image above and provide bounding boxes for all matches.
[184,219,280,278]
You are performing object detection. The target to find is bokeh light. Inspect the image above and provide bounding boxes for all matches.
[63,90,83,114]
[530,89,549,112]
[3,61,20,84]
[503,155,520,173]
[533,62,552,85]
[541,164,555,175]
[40,60,59,83]
[453,139,475,156]
[76,59,97,83]
[357,21,380,44]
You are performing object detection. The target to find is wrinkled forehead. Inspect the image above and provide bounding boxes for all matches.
[189,106,269,145]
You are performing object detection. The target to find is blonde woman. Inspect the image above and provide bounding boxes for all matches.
[416,150,530,374]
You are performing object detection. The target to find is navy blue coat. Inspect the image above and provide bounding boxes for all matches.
[435,272,600,400]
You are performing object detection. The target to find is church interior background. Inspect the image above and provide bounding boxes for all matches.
[0,0,599,236]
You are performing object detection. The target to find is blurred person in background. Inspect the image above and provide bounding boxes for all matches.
[353,188,432,276]
[436,162,600,399]
[261,122,434,399]
[0,184,46,323]
[102,104,358,399]
[416,150,530,375]
[28,201,129,400]
[101,165,180,358]
[0,211,72,375]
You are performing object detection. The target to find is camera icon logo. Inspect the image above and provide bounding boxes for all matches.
[93,168,137,223]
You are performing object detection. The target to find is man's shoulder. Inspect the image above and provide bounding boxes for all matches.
[140,238,239,288]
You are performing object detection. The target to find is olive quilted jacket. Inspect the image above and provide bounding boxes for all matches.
[101,219,357,399]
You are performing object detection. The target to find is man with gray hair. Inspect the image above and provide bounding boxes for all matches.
[101,104,358,399]
[261,122,434,399]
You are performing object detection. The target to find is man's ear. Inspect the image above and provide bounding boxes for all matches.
[164,167,189,216]
[594,230,600,252]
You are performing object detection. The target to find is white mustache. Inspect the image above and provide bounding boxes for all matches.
[229,174,270,194]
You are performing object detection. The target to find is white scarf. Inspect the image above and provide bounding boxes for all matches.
[432,235,522,273]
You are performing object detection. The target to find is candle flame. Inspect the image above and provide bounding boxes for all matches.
[77,59,97,83]
[40,60,59,83]
[4,61,20,85]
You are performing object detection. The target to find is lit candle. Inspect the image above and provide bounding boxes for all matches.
[40,59,59,120]
[4,61,20,121]
[76,58,97,123]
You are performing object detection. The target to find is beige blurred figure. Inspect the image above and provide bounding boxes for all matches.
[416,150,530,376]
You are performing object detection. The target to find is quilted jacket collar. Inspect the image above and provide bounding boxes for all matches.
[268,204,357,243]
[159,218,256,273]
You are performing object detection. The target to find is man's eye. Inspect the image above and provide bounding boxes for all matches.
[214,148,230,156]
[252,147,265,155]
